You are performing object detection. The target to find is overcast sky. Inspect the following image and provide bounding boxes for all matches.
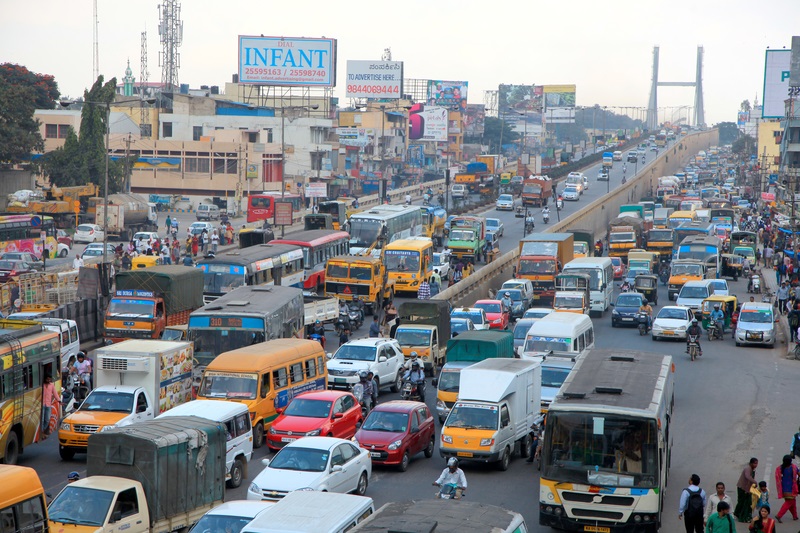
[3,0,798,125]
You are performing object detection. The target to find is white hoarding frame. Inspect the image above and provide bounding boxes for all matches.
[305,183,328,198]
[762,49,791,119]
[345,60,403,99]
[238,36,337,86]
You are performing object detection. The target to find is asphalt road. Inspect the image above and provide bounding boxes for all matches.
[33,139,788,533]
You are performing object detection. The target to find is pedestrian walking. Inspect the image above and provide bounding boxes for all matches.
[368,315,381,338]
[191,235,199,257]
[211,230,220,254]
[777,283,790,315]
[165,215,172,233]
[679,473,707,533]
[750,504,777,532]
[735,458,759,522]
[705,501,736,532]
[430,269,442,287]
[418,279,431,300]
[41,374,59,439]
[774,454,799,522]
[705,482,734,523]
[429,276,440,297]
[790,305,800,342]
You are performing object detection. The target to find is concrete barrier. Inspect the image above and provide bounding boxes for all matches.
[433,130,720,306]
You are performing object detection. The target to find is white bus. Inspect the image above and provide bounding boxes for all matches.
[540,349,675,532]
[345,205,422,256]
[562,257,614,315]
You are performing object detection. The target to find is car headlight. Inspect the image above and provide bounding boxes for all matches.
[60,422,71,431]
[305,429,321,436]
[297,487,315,491]
[248,483,260,494]
[268,426,276,434]
[612,310,619,316]
[442,435,453,444]
[100,425,116,432]
[480,438,494,446]
[677,326,687,331]
[388,439,403,450]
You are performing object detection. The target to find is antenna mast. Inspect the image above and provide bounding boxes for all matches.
[93,0,99,81]
[158,1,183,91]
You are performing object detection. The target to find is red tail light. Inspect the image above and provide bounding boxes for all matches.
[9,271,17,276]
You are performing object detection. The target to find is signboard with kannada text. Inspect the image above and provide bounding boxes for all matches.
[346,60,403,99]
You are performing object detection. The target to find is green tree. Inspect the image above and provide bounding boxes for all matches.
[483,116,519,154]
[740,100,751,113]
[732,134,755,156]
[0,63,59,109]
[41,127,85,187]
[717,122,739,145]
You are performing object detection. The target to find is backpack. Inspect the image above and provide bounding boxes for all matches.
[793,433,800,458]
[683,488,704,518]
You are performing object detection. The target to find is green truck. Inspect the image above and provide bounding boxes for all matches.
[433,330,514,422]
[397,301,451,375]
[446,215,486,263]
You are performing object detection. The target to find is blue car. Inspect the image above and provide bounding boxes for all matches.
[611,292,646,327]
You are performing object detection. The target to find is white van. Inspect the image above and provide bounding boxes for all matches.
[189,501,273,533]
[522,312,594,359]
[39,318,81,368]
[158,400,253,488]
[676,279,715,312]
[242,492,374,533]
[451,184,467,198]
[196,203,221,221]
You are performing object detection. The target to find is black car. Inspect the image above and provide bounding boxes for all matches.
[611,292,646,327]
[627,153,638,163]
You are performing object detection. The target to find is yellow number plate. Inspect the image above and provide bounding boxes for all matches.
[583,527,610,533]
[664,330,675,335]
[456,452,473,458]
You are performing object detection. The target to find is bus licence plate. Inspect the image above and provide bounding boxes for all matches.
[583,527,610,533]
[334,378,346,383]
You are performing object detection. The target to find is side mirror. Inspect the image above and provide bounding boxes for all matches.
[110,511,122,524]
[609,303,615,307]
[261,458,270,466]
[276,407,284,414]
[331,465,343,473]
[326,352,334,360]
[378,356,387,363]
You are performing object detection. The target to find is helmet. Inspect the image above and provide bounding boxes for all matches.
[447,457,459,468]
[68,471,80,481]
[76,351,86,359]
[714,304,720,309]
[410,351,418,358]
[315,320,320,325]
[358,370,368,380]
[411,360,420,369]
[692,318,698,324]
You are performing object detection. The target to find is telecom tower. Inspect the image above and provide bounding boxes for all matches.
[140,31,151,137]
[158,0,183,91]
[92,0,99,81]
[646,45,705,129]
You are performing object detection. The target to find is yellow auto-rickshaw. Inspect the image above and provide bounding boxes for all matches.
[131,255,162,269]
[634,274,659,305]
[719,254,743,281]
[701,294,738,331]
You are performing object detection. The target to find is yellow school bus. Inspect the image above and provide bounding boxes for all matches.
[383,237,434,295]
[668,210,697,230]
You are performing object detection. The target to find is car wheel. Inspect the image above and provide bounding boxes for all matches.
[498,447,511,471]
[355,472,368,495]
[58,444,75,462]
[652,335,658,341]
[520,434,532,458]
[391,371,402,393]
[398,452,410,472]
[227,459,244,488]
[253,422,265,449]
[59,248,68,258]
[424,436,435,458]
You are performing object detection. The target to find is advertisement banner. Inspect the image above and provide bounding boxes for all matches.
[426,80,468,110]
[761,192,776,201]
[238,36,337,86]
[274,202,294,225]
[407,144,424,167]
[246,163,258,179]
[545,108,576,124]
[543,85,577,108]
[499,84,543,125]
[408,104,448,142]
[336,127,372,147]
[345,60,403,99]
[762,49,791,118]
[464,104,486,136]
[737,111,750,127]
[305,183,328,198]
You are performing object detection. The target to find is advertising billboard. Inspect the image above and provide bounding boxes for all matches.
[238,36,337,86]
[345,60,403,99]
[737,111,750,128]
[762,49,791,118]
[336,127,373,147]
[426,80,468,110]
[408,104,448,142]
[407,144,424,167]
[543,85,576,124]
[499,84,543,125]
[464,104,486,136]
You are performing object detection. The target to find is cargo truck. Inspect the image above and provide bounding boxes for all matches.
[515,234,574,305]
[453,162,490,194]
[324,255,394,315]
[476,155,500,175]
[50,417,226,533]
[608,216,645,261]
[446,216,486,263]
[602,152,614,168]
[433,330,515,422]
[58,340,194,460]
[396,301,451,375]
[106,265,204,342]
[567,229,594,258]
[94,193,159,241]
[439,358,541,471]
[521,176,553,207]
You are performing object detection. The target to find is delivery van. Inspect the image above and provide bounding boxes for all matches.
[197,338,328,449]
[158,400,253,488]
[521,312,594,359]
[440,358,541,470]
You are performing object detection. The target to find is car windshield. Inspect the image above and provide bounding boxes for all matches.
[447,403,498,430]
[486,220,499,228]
[616,295,643,307]
[524,309,551,319]
[49,487,114,527]
[199,373,258,400]
[283,398,332,418]
[610,258,621,267]
[437,371,460,392]
[710,281,727,291]
[362,410,409,432]
[476,302,502,314]
[333,345,377,362]
[525,336,571,353]
[107,299,154,317]
[555,295,584,308]
[513,322,532,340]
[269,446,329,472]
[739,310,772,324]
[433,254,447,267]
[499,195,513,202]
[505,290,523,302]
[542,366,571,388]
[451,310,484,324]
[190,515,254,533]
[679,287,708,299]
[77,225,95,232]
[565,187,578,193]
[450,320,471,334]
[395,328,431,346]
[79,391,134,412]
[657,308,687,320]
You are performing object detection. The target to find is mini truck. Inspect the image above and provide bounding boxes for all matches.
[95,192,159,241]
[49,416,226,533]
[446,215,486,263]
[396,301,451,375]
[521,176,553,207]
[516,233,574,305]
[324,254,394,315]
[440,358,541,471]
[106,265,204,342]
[58,340,194,460]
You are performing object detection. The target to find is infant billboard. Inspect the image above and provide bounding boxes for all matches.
[346,60,403,99]
[762,49,791,119]
[238,36,337,86]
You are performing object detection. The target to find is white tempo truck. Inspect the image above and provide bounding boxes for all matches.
[440,358,541,471]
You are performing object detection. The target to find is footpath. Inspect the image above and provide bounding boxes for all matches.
[760,264,791,356]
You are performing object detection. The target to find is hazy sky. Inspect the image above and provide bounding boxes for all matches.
[3,0,799,125]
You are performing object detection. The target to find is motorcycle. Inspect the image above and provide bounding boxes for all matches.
[707,320,724,341]
[61,372,88,416]
[748,275,761,294]
[334,311,352,335]
[348,308,364,330]
[308,333,325,350]
[435,483,465,500]
[401,379,424,402]
[637,313,651,336]
[524,217,535,234]
[542,212,550,224]
[423,194,431,206]
[659,267,670,286]
[556,198,564,210]
[687,334,701,361]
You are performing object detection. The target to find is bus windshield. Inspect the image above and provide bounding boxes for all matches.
[543,412,658,487]
[202,266,246,294]
[385,251,420,273]
[192,328,266,366]
[525,336,570,353]
[199,372,258,400]
[348,219,382,248]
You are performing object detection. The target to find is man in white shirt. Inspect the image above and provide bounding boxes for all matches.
[74,352,93,390]
[72,255,84,270]
[434,457,467,497]
[704,481,732,523]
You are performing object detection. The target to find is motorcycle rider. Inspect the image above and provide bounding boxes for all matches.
[710,303,725,334]
[356,371,375,413]
[686,318,703,356]
[311,320,325,337]
[403,360,426,402]
[542,206,551,223]
[556,195,564,209]
[433,457,468,497]
[638,299,653,331]
[500,291,514,314]
[525,212,535,232]
[404,193,412,205]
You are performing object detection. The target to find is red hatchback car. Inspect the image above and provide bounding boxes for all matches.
[474,299,510,329]
[611,257,626,280]
[354,401,435,472]
[266,390,362,451]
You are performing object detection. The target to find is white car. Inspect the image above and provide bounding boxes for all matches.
[74,224,104,244]
[133,231,160,253]
[326,338,405,392]
[81,242,116,259]
[523,307,555,321]
[190,221,215,235]
[562,186,580,201]
[432,250,451,280]
[597,170,609,181]
[735,302,775,347]
[651,306,694,340]
[246,437,371,501]
[495,194,515,211]
[708,279,729,296]
[485,218,504,238]
[450,307,489,330]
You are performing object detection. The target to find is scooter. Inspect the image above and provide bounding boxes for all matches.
[687,334,701,361]
[659,267,670,286]
[401,378,424,402]
[542,212,550,224]
[308,333,325,350]
[435,483,465,500]
[334,311,352,335]
[707,320,724,341]
[348,307,364,330]
[556,198,564,210]
[637,313,651,336]
[748,275,761,294]
[525,218,535,234]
